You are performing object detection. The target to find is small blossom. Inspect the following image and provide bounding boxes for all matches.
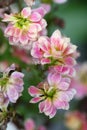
[31,29,77,76]
[71,63,87,99]
[25,118,46,130]
[65,111,87,130]
[0,64,24,109]
[3,7,47,49]
[12,46,33,64]
[28,72,76,118]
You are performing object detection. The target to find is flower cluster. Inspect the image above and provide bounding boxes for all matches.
[29,72,76,118]
[65,111,87,130]
[2,0,77,119]
[3,7,47,49]
[25,118,46,130]
[31,29,77,77]
[0,64,24,110]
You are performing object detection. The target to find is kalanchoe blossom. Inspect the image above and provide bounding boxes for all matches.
[3,7,47,49]
[31,29,77,77]
[65,111,87,130]
[12,46,33,64]
[71,63,87,99]
[0,64,24,110]
[28,72,76,118]
[25,118,46,130]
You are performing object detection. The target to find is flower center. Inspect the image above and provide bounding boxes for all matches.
[44,88,56,98]
[14,14,31,29]
[0,77,9,87]
[49,57,64,66]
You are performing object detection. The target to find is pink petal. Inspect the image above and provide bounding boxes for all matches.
[3,14,13,22]
[41,4,51,13]
[49,107,57,118]
[58,81,70,90]
[28,24,41,34]
[31,43,43,58]
[30,12,41,22]
[54,99,69,110]
[38,126,46,130]
[13,37,20,44]
[7,86,18,103]
[5,26,14,36]
[30,97,42,103]
[39,101,45,113]
[66,45,77,55]
[68,68,76,77]
[11,71,24,78]
[47,72,61,86]
[65,57,76,66]
[41,58,51,65]
[39,19,47,29]
[38,36,50,52]
[51,29,61,45]
[33,7,46,17]
[44,105,54,116]
[61,66,70,75]
[21,7,31,18]
[25,119,35,130]
[44,98,52,111]
[14,28,21,37]
[28,86,42,96]
[66,89,76,101]
[19,32,28,44]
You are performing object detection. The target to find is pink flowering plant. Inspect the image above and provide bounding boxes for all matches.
[0,0,86,130]
[29,72,76,118]
[3,7,47,49]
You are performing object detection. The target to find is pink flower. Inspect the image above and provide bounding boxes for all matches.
[65,111,87,130]
[12,46,33,64]
[25,118,46,130]
[41,4,51,13]
[0,64,24,109]
[71,63,87,99]
[0,61,8,72]
[25,119,35,130]
[31,29,77,76]
[3,7,47,49]
[28,72,76,118]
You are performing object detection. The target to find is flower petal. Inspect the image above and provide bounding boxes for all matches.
[65,57,76,66]
[33,7,46,17]
[30,97,42,103]
[47,72,61,86]
[39,101,45,113]
[30,12,41,22]
[21,7,31,18]
[28,86,42,96]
